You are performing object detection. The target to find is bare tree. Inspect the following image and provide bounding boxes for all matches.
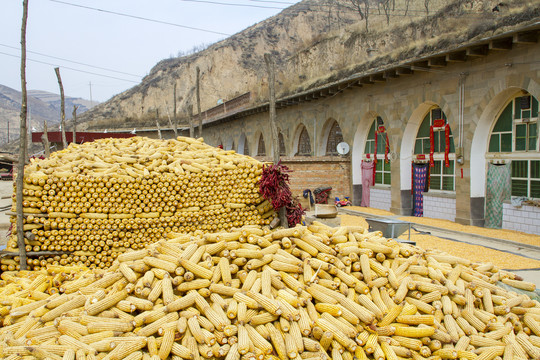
[196,66,202,138]
[16,0,29,270]
[264,53,288,229]
[349,0,371,31]
[173,82,178,137]
[424,0,431,14]
[404,0,411,15]
[54,67,68,148]
[380,0,391,25]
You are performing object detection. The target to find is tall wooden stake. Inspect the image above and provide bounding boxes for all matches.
[72,105,78,144]
[188,104,194,138]
[16,0,29,270]
[173,83,178,137]
[196,67,202,138]
[264,53,288,228]
[41,120,50,157]
[54,67,67,148]
[156,109,162,140]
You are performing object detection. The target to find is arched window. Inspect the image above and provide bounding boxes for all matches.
[414,107,456,191]
[257,134,266,156]
[488,93,539,198]
[279,132,286,156]
[364,116,391,185]
[243,139,250,156]
[231,141,235,152]
[297,126,311,156]
[326,120,343,155]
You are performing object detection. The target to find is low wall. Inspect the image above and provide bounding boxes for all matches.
[423,193,456,222]
[370,187,392,211]
[502,203,540,235]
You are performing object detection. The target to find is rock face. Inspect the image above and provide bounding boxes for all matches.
[79,0,533,130]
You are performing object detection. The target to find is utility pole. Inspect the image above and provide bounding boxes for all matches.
[196,67,202,138]
[54,67,67,148]
[89,81,93,107]
[264,53,288,228]
[16,0,29,270]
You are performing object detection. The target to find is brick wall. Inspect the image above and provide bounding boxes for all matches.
[280,157,352,203]
[370,188,392,211]
[502,203,540,235]
[423,194,456,222]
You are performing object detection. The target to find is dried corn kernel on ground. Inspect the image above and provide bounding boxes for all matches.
[0,223,539,359]
[346,205,540,247]
[340,214,540,270]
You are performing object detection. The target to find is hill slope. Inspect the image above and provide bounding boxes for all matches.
[79,0,539,130]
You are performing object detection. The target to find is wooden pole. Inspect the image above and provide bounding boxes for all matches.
[173,82,178,137]
[41,120,50,157]
[188,104,194,138]
[196,66,202,138]
[16,0,29,270]
[54,67,67,149]
[264,53,288,228]
[72,105,78,144]
[156,109,162,140]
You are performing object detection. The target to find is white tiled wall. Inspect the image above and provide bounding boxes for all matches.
[370,188,391,211]
[423,194,456,222]
[502,203,540,235]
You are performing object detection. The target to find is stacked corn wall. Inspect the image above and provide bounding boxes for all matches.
[5,136,276,271]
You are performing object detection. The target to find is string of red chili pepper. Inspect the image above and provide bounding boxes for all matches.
[286,198,305,227]
[258,161,293,209]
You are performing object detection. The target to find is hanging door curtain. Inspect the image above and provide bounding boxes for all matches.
[412,163,430,217]
[361,160,375,207]
[485,162,511,228]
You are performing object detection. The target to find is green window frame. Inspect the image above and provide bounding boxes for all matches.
[429,160,455,191]
[511,160,540,198]
[490,95,539,153]
[364,117,391,186]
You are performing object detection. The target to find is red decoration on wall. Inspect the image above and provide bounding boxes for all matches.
[429,125,435,168]
[384,133,390,163]
[433,119,446,128]
[444,124,450,168]
[373,130,378,184]
[416,154,426,160]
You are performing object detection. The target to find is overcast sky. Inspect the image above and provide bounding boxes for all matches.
[1,0,300,103]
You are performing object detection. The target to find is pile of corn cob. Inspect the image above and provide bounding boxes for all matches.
[0,222,539,360]
[6,136,276,270]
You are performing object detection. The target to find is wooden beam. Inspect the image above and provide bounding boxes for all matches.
[489,37,513,50]
[396,67,413,75]
[410,65,431,72]
[466,45,489,57]
[359,77,374,85]
[369,73,385,83]
[513,31,538,44]
[428,56,447,67]
[383,69,399,79]
[446,51,467,62]
[350,80,362,87]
